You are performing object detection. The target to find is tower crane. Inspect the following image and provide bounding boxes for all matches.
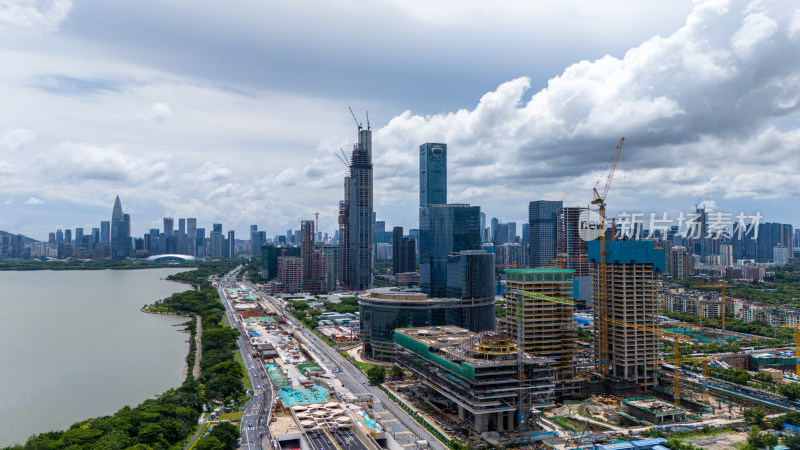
[606,318,715,405]
[314,212,319,242]
[592,137,624,377]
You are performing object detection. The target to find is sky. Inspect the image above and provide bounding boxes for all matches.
[0,0,799,241]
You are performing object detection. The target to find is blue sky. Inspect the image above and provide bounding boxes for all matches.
[0,0,799,240]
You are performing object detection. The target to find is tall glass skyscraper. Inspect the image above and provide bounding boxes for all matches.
[347,125,374,291]
[419,204,482,297]
[110,195,130,260]
[529,200,563,268]
[419,143,447,208]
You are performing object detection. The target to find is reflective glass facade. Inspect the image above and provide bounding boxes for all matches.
[419,204,482,298]
[420,143,447,208]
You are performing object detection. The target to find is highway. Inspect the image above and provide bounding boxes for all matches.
[215,271,275,450]
[244,281,446,450]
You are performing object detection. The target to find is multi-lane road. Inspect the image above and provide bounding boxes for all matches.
[243,281,446,450]
[215,271,274,450]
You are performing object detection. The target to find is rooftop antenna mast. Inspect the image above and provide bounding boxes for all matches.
[348,107,362,130]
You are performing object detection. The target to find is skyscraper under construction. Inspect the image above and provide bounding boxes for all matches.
[339,117,373,291]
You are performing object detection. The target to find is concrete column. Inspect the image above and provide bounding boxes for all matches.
[458,405,467,420]
[496,412,505,432]
[475,413,489,433]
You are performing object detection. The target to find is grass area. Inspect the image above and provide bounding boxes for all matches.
[552,416,607,433]
[218,409,244,423]
[234,350,253,391]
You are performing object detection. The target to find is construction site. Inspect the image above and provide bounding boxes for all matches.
[380,138,800,448]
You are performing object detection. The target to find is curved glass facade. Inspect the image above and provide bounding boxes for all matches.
[359,287,494,362]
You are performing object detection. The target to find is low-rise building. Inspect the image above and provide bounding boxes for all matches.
[395,326,555,434]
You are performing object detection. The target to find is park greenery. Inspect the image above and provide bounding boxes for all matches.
[660,310,794,343]
[5,259,243,450]
[671,259,800,306]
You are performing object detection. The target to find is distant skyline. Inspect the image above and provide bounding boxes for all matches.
[1,0,799,240]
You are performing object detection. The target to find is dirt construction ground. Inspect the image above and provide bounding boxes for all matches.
[682,431,748,449]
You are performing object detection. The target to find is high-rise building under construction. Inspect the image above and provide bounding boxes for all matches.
[503,268,581,398]
[589,240,664,392]
[345,121,373,291]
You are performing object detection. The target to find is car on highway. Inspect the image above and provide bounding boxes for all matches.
[249,421,253,428]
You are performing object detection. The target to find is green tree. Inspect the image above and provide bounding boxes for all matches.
[390,365,405,380]
[747,426,765,449]
[784,432,800,450]
[763,432,779,450]
[781,383,800,400]
[194,436,226,450]
[366,366,386,383]
[744,407,767,424]
[209,422,239,449]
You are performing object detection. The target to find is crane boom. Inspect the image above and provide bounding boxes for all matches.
[348,106,362,130]
[593,137,624,204]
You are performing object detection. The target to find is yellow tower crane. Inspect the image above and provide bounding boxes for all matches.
[605,317,716,405]
[592,137,624,377]
[778,324,800,376]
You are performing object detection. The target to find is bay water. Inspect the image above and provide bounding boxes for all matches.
[0,268,193,447]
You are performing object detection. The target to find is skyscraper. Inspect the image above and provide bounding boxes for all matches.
[338,176,351,289]
[420,143,447,208]
[589,240,664,391]
[111,196,130,260]
[301,220,315,283]
[250,225,262,258]
[227,230,235,258]
[419,204,482,297]
[178,218,186,254]
[100,221,110,244]
[210,223,223,258]
[392,226,404,275]
[347,122,373,291]
[529,200,563,267]
[186,218,197,256]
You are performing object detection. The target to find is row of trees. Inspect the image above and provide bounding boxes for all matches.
[9,260,242,450]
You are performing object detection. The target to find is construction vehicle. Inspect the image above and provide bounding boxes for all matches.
[592,137,624,377]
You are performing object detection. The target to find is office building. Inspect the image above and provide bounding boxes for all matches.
[419,204,481,297]
[529,200,563,268]
[395,326,555,434]
[209,223,223,258]
[177,218,186,254]
[100,221,110,244]
[227,230,235,258]
[110,196,130,260]
[419,143,447,207]
[589,240,664,392]
[64,229,72,243]
[301,220,316,283]
[392,226,416,276]
[186,218,197,256]
[557,206,592,307]
[503,268,580,398]
[347,124,374,291]
[251,225,263,258]
[444,250,496,331]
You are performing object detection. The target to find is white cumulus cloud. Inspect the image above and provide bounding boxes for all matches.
[138,102,173,122]
[24,196,43,204]
[0,0,73,32]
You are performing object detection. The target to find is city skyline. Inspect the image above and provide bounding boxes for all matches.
[1,0,799,240]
